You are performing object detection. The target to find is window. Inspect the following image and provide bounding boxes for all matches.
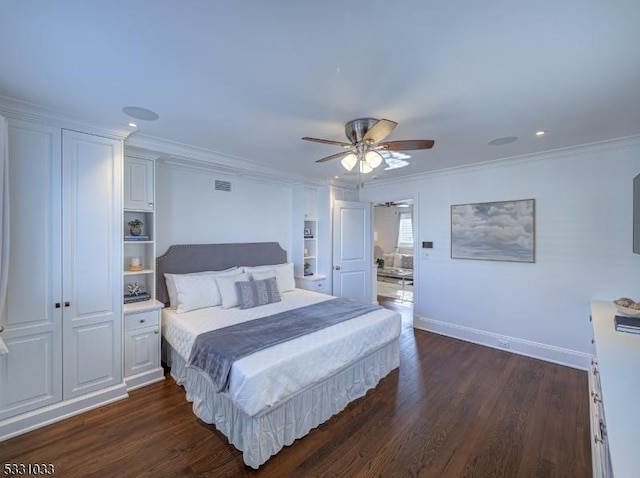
[397,211,413,248]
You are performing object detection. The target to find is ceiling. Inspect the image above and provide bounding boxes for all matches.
[1,1,639,185]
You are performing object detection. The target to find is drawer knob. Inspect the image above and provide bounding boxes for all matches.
[140,319,146,323]
[154,330,159,335]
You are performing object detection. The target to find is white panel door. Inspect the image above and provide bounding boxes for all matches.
[0,121,62,420]
[62,130,123,399]
[332,200,371,302]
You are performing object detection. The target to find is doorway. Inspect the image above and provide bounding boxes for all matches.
[373,199,415,314]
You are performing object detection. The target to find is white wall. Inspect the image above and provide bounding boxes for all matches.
[360,138,640,368]
[374,205,401,258]
[373,204,414,258]
[156,163,292,258]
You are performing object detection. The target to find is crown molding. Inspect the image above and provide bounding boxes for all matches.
[369,134,640,188]
[125,131,328,187]
[0,95,134,140]
[124,145,160,161]
[158,157,299,187]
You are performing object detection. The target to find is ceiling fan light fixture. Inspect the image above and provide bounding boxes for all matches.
[359,159,373,174]
[341,153,358,171]
[365,150,383,169]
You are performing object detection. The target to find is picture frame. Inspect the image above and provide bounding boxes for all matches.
[451,198,535,262]
[303,227,313,238]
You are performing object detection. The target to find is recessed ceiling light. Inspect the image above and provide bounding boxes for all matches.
[128,122,138,128]
[535,130,546,136]
[488,136,518,146]
[122,106,159,121]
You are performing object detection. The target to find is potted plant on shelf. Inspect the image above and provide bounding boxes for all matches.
[127,219,143,236]
[304,262,311,276]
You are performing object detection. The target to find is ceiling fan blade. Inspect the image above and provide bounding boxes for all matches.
[302,137,352,147]
[315,151,349,163]
[382,139,435,151]
[362,119,398,144]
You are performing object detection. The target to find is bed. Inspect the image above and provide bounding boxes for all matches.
[156,242,402,469]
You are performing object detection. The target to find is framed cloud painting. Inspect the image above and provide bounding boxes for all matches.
[451,199,535,262]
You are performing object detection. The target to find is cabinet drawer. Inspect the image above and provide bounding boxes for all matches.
[125,309,159,331]
[309,279,326,292]
[296,277,327,293]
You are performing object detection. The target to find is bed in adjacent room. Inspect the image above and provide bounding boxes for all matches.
[156,242,402,469]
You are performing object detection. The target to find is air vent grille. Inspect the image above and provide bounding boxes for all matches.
[214,180,232,192]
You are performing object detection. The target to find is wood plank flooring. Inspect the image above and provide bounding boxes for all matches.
[0,299,591,477]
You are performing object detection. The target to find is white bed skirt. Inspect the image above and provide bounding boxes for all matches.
[168,340,400,469]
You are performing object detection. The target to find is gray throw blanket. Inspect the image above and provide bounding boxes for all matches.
[187,297,381,392]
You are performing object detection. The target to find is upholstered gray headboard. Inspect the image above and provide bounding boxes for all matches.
[155,242,288,305]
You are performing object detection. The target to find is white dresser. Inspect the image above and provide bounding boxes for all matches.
[590,300,640,477]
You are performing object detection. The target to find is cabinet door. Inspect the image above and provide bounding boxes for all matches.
[304,187,317,218]
[61,130,123,399]
[124,325,160,377]
[0,121,63,421]
[123,157,154,211]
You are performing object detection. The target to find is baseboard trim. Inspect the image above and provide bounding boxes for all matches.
[414,316,591,370]
[125,368,165,392]
[0,383,128,441]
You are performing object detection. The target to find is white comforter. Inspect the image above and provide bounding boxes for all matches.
[162,289,401,417]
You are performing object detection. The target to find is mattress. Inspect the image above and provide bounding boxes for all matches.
[162,289,402,417]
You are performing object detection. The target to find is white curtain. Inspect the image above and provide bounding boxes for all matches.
[0,115,9,355]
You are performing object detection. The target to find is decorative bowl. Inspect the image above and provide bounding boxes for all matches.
[613,300,640,317]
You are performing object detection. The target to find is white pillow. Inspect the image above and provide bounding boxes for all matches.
[164,267,239,308]
[393,253,403,268]
[216,272,251,309]
[383,253,395,268]
[251,269,277,281]
[245,262,295,292]
[173,274,220,313]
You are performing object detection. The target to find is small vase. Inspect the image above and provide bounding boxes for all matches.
[130,225,142,236]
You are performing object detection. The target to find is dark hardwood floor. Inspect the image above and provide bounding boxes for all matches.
[0,298,591,477]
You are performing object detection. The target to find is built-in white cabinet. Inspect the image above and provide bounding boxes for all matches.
[303,219,318,276]
[0,121,127,436]
[589,300,639,478]
[292,186,327,292]
[296,275,328,293]
[122,153,164,390]
[124,309,161,378]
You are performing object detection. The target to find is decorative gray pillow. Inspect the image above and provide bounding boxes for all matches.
[236,277,281,310]
[401,254,413,269]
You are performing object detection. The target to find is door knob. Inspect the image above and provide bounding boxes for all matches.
[334,265,341,270]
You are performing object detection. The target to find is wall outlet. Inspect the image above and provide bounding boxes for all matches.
[497,339,510,348]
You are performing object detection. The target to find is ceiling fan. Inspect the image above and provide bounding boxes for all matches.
[302,118,434,176]
[375,201,410,208]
